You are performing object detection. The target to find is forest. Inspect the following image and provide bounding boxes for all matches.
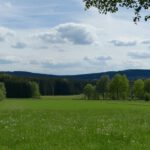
[0,73,87,99]
[0,73,150,101]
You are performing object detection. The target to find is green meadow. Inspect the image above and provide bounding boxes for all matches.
[1,96,150,150]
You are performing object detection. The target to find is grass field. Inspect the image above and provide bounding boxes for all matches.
[1,96,150,150]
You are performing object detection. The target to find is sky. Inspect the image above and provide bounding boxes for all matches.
[0,0,149,75]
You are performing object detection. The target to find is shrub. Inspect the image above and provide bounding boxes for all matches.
[144,92,150,101]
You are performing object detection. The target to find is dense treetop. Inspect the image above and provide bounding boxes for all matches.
[84,0,150,22]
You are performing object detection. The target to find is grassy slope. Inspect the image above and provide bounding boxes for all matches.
[0,96,150,150]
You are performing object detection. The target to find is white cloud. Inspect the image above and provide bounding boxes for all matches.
[141,40,150,45]
[33,23,98,45]
[4,2,12,8]
[0,0,149,75]
[0,27,15,42]
[128,52,150,59]
[110,40,137,47]
[0,1,13,10]
[42,61,79,69]
[0,55,19,64]
[84,56,112,65]
[11,42,27,49]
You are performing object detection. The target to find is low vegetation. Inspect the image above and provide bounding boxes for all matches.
[1,96,150,150]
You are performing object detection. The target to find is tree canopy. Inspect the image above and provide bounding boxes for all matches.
[109,74,129,100]
[0,82,6,101]
[96,75,110,99]
[84,84,95,100]
[84,0,150,22]
[133,79,144,99]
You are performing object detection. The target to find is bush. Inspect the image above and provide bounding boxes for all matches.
[144,92,150,101]
[0,82,6,101]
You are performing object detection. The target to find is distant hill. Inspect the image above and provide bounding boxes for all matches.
[1,69,150,80]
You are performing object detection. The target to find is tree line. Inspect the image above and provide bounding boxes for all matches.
[0,73,87,99]
[0,74,40,99]
[84,74,150,101]
[1,73,150,100]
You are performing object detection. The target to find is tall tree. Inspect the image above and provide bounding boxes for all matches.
[84,84,95,100]
[29,82,41,99]
[54,79,72,95]
[96,75,110,99]
[133,79,144,99]
[144,79,150,93]
[109,74,129,100]
[0,82,6,101]
[144,79,150,101]
[84,0,150,22]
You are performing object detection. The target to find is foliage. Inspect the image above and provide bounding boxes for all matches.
[0,74,41,98]
[29,82,41,99]
[109,74,129,100]
[84,74,130,100]
[84,74,150,101]
[54,79,73,95]
[84,84,95,99]
[144,79,150,101]
[92,86,100,99]
[96,75,110,99]
[84,0,150,22]
[0,82,6,101]
[133,79,144,99]
[2,72,150,101]
[144,79,150,93]
[0,74,87,97]
[144,92,150,101]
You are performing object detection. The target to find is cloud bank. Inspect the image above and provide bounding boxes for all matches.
[34,23,98,45]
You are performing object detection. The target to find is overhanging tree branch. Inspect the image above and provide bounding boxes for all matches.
[83,0,150,23]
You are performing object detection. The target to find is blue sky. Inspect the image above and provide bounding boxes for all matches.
[0,0,149,75]
[0,0,82,28]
